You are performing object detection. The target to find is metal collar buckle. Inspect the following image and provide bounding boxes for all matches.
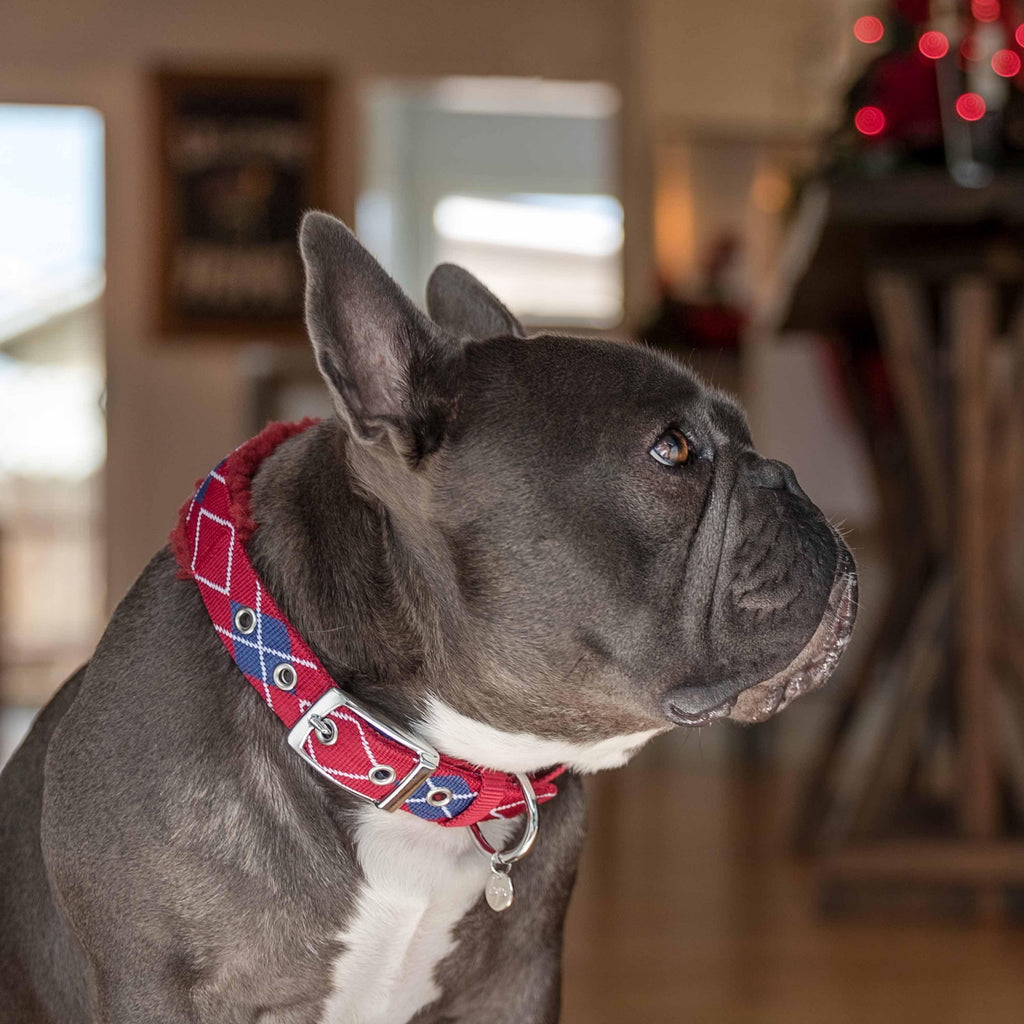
[287,688,441,812]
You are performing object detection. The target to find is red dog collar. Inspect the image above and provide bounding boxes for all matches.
[170,420,564,828]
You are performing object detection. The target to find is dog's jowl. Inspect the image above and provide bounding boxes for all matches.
[0,212,856,1024]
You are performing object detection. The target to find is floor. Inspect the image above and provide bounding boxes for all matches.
[560,757,1024,1024]
[7,706,1024,1021]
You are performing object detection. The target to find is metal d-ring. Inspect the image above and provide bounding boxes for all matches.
[470,773,539,866]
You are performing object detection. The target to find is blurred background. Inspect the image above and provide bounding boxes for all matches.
[3,0,1024,1020]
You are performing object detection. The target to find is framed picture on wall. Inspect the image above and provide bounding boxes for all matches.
[154,69,330,337]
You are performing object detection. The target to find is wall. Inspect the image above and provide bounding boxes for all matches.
[637,0,851,134]
[1,0,865,607]
[0,0,631,605]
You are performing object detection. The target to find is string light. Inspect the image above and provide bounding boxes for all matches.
[918,31,950,59]
[972,0,1001,22]
[955,92,987,120]
[992,48,1022,76]
[853,15,885,44]
[854,105,886,135]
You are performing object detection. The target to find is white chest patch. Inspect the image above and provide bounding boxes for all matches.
[417,696,665,775]
[319,809,513,1024]
[319,702,662,1023]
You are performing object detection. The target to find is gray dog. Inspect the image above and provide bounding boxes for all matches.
[0,212,856,1024]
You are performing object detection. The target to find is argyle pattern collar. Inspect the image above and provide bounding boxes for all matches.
[171,420,565,827]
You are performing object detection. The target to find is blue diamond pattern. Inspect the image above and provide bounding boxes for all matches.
[230,600,292,683]
[405,773,477,821]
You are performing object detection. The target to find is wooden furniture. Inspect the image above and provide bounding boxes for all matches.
[770,170,1024,915]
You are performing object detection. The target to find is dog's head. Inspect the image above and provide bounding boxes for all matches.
[299,212,856,755]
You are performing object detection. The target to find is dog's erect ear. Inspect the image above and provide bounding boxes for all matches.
[299,211,460,452]
[426,263,526,341]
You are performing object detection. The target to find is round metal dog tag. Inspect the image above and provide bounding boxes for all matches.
[486,868,514,912]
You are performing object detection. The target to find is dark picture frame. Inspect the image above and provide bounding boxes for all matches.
[154,69,330,337]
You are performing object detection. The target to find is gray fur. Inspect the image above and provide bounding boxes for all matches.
[0,211,855,1022]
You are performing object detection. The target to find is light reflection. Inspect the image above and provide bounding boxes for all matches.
[433,194,623,258]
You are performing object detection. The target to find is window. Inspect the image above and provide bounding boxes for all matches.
[0,105,105,764]
[359,77,622,329]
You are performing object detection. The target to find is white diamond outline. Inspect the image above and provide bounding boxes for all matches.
[213,625,319,672]
[191,507,235,596]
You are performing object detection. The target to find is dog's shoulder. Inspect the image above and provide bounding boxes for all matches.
[0,665,93,1023]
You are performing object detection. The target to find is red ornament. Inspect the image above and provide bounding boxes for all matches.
[854,15,885,44]
[955,92,987,120]
[855,105,887,135]
[992,48,1022,76]
[918,31,949,59]
[972,0,1000,22]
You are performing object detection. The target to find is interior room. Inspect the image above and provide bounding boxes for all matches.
[2,1,1024,1021]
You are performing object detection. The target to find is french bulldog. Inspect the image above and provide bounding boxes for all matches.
[0,212,856,1023]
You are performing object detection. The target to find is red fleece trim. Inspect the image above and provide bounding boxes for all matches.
[169,418,320,578]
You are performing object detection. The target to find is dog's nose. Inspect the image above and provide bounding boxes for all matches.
[741,453,805,498]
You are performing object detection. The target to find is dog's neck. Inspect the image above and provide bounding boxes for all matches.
[242,419,664,776]
[245,420,445,731]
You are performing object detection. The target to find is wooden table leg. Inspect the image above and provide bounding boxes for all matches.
[950,277,999,845]
[869,271,950,553]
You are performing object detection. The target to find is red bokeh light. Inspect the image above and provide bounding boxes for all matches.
[854,105,886,136]
[961,34,978,61]
[1016,23,1024,48]
[955,92,987,121]
[918,30,949,59]
[992,48,1022,76]
[854,15,885,44]
[972,0,1000,22]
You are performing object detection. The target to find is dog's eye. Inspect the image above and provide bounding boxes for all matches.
[650,428,690,467]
